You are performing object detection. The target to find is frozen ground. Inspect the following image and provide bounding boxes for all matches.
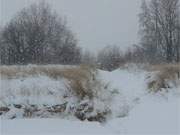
[0,67,180,135]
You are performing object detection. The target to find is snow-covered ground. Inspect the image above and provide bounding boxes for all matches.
[0,119,112,135]
[102,68,180,134]
[106,94,180,135]
[0,67,180,135]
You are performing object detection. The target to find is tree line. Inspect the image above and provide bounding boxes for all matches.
[0,0,179,71]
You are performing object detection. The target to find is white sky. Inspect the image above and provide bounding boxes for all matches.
[0,0,141,52]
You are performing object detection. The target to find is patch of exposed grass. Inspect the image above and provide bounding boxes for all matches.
[147,64,180,92]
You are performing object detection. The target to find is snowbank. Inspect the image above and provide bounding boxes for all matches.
[0,65,180,134]
[0,66,113,121]
[1,89,179,135]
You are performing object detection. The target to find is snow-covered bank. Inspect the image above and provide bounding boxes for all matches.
[0,66,114,121]
[1,66,180,134]
[1,93,179,135]
[99,68,148,117]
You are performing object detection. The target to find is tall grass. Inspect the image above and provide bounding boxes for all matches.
[0,65,97,99]
[147,64,180,92]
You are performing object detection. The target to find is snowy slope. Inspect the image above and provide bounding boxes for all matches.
[106,94,180,135]
[101,68,180,134]
[99,69,148,114]
[1,68,180,135]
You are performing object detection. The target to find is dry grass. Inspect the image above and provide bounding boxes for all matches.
[147,64,180,92]
[146,64,180,72]
[0,64,97,99]
[60,65,97,99]
[0,65,74,79]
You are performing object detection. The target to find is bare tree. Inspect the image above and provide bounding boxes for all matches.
[123,45,146,64]
[175,14,180,63]
[97,45,122,71]
[139,0,180,63]
[0,1,81,65]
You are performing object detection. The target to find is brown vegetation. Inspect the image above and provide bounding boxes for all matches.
[0,65,97,99]
[147,64,180,92]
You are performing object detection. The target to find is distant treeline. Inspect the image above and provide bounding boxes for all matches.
[0,0,180,71]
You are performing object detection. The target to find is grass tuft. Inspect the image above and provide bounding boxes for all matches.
[147,64,180,92]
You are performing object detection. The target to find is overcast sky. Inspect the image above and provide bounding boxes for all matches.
[0,0,141,52]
